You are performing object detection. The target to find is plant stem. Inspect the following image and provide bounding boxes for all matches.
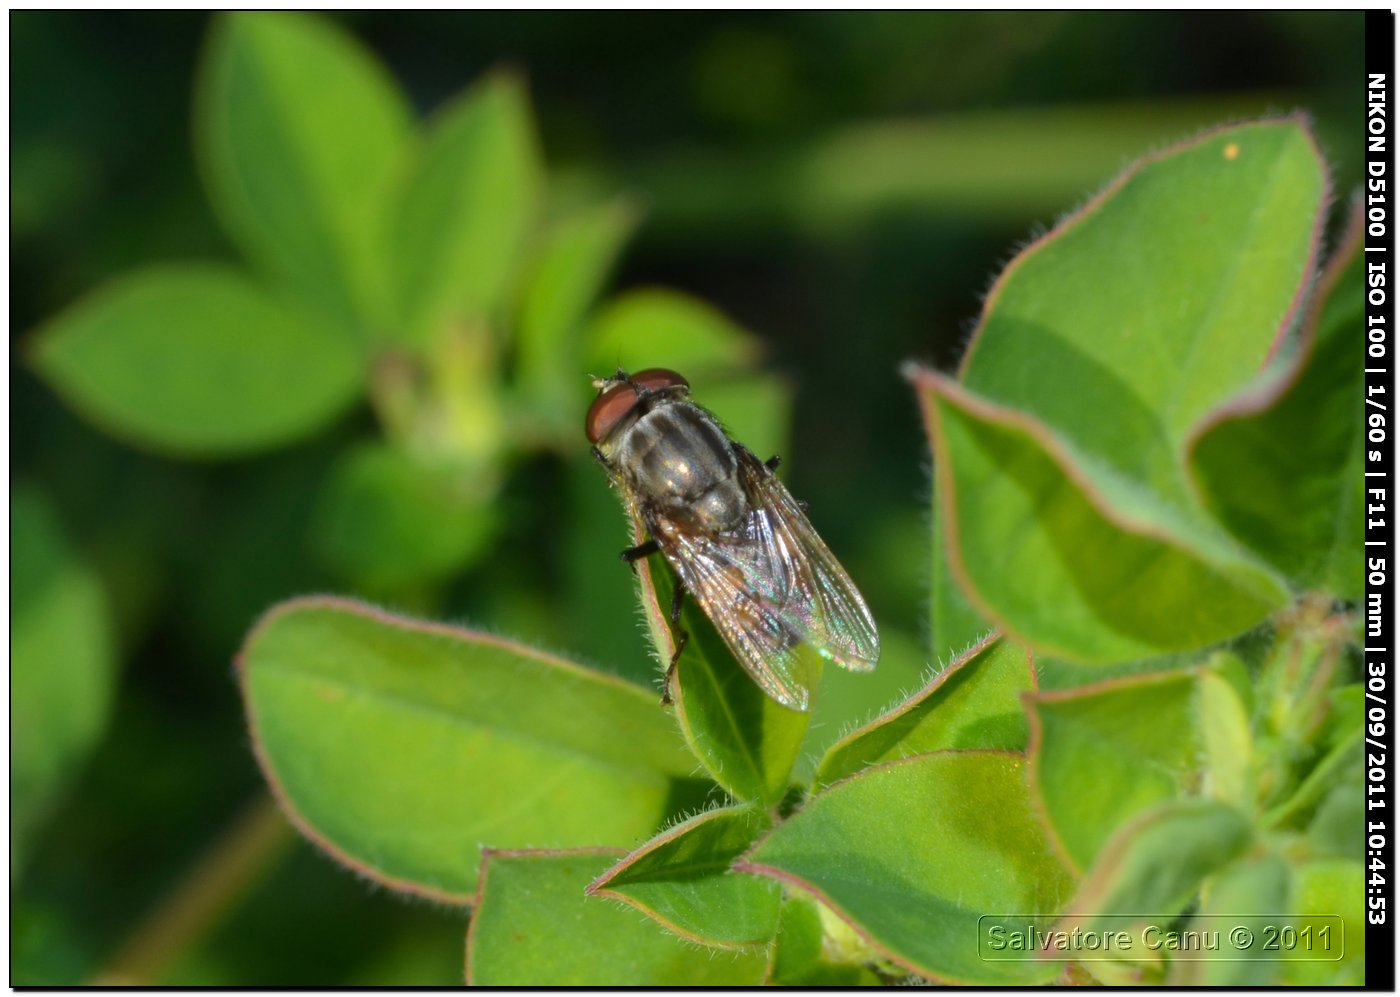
[89,795,294,986]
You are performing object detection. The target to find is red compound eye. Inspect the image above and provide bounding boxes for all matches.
[585,368,689,443]
[628,368,689,393]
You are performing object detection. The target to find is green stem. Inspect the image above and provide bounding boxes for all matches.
[1261,727,1362,830]
[89,795,294,986]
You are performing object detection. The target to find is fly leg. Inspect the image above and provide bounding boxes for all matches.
[660,582,689,706]
[619,538,660,568]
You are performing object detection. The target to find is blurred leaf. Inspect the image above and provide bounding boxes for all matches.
[1061,800,1252,927]
[636,551,812,805]
[689,372,793,479]
[1190,200,1363,592]
[196,12,412,332]
[1283,858,1364,985]
[583,288,761,377]
[1170,854,1289,986]
[1199,666,1253,809]
[239,597,704,901]
[12,485,115,874]
[767,895,882,985]
[29,266,362,456]
[816,634,1031,785]
[588,804,780,948]
[1307,766,1363,860]
[466,849,770,985]
[389,72,542,346]
[914,370,1288,661]
[309,443,497,593]
[1027,667,1202,873]
[515,198,638,438]
[628,93,1308,240]
[13,899,91,986]
[740,751,1073,984]
[562,455,660,687]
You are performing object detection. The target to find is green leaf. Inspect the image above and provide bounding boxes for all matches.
[1307,764,1364,860]
[798,624,932,781]
[309,443,497,593]
[587,804,779,948]
[1199,664,1253,808]
[740,751,1074,984]
[515,199,638,436]
[1190,200,1364,591]
[1027,667,1203,873]
[959,118,1326,501]
[816,634,1032,785]
[196,12,412,332]
[389,72,542,346]
[909,120,1322,661]
[930,476,994,662]
[239,597,706,901]
[913,369,1287,662]
[1169,854,1290,986]
[1282,859,1363,985]
[768,895,883,985]
[583,288,762,377]
[12,486,115,874]
[635,552,812,805]
[29,266,362,457]
[1061,799,1253,927]
[466,849,770,985]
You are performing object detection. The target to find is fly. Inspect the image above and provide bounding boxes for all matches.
[586,367,879,711]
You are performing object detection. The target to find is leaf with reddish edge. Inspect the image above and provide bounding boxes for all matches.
[1026,666,1203,875]
[931,477,995,662]
[958,118,1328,506]
[738,750,1073,985]
[1057,799,1252,931]
[1188,199,1365,595]
[815,633,1033,786]
[587,804,779,948]
[238,596,706,902]
[630,527,813,806]
[767,894,883,985]
[465,848,771,985]
[911,366,1288,663]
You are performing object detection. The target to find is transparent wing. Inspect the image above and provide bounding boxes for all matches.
[731,447,880,671]
[643,447,879,711]
[649,513,816,711]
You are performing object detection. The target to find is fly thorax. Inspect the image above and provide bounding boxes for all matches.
[624,403,747,529]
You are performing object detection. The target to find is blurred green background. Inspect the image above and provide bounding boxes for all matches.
[12,11,1364,985]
